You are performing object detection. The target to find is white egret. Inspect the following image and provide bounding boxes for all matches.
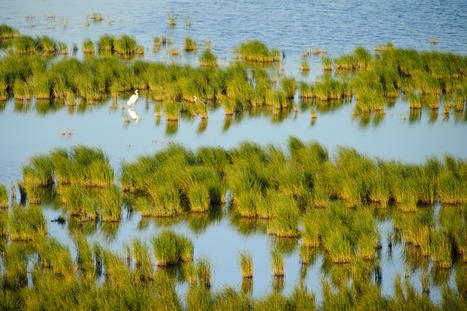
[127,108,139,122]
[127,90,139,107]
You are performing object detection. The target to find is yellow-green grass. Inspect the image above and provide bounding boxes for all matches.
[0,183,8,208]
[239,251,253,278]
[152,230,193,266]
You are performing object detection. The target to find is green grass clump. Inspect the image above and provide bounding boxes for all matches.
[36,239,75,281]
[267,194,300,237]
[82,39,95,54]
[271,249,284,276]
[429,230,452,268]
[199,49,217,66]
[0,24,19,38]
[437,155,467,204]
[13,35,36,54]
[36,36,56,54]
[300,58,310,72]
[188,182,210,212]
[30,73,51,98]
[299,82,314,98]
[145,185,183,216]
[236,40,280,63]
[2,243,29,290]
[165,101,180,121]
[281,77,296,99]
[75,233,94,279]
[184,36,197,52]
[13,79,30,99]
[196,258,212,288]
[239,251,253,278]
[51,145,114,187]
[97,34,114,53]
[354,47,371,69]
[312,77,344,101]
[335,54,356,70]
[114,35,137,55]
[301,209,321,247]
[0,184,8,208]
[0,211,8,237]
[152,230,193,266]
[355,87,385,113]
[321,56,332,71]
[59,185,98,220]
[98,186,122,222]
[129,240,152,277]
[22,154,54,186]
[57,184,122,223]
[69,145,114,186]
[8,205,46,241]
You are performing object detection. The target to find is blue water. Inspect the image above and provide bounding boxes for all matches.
[0,0,466,303]
[1,0,466,75]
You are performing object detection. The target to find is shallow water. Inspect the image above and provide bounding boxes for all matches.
[1,0,466,77]
[0,0,466,304]
[39,199,459,304]
[0,95,466,185]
